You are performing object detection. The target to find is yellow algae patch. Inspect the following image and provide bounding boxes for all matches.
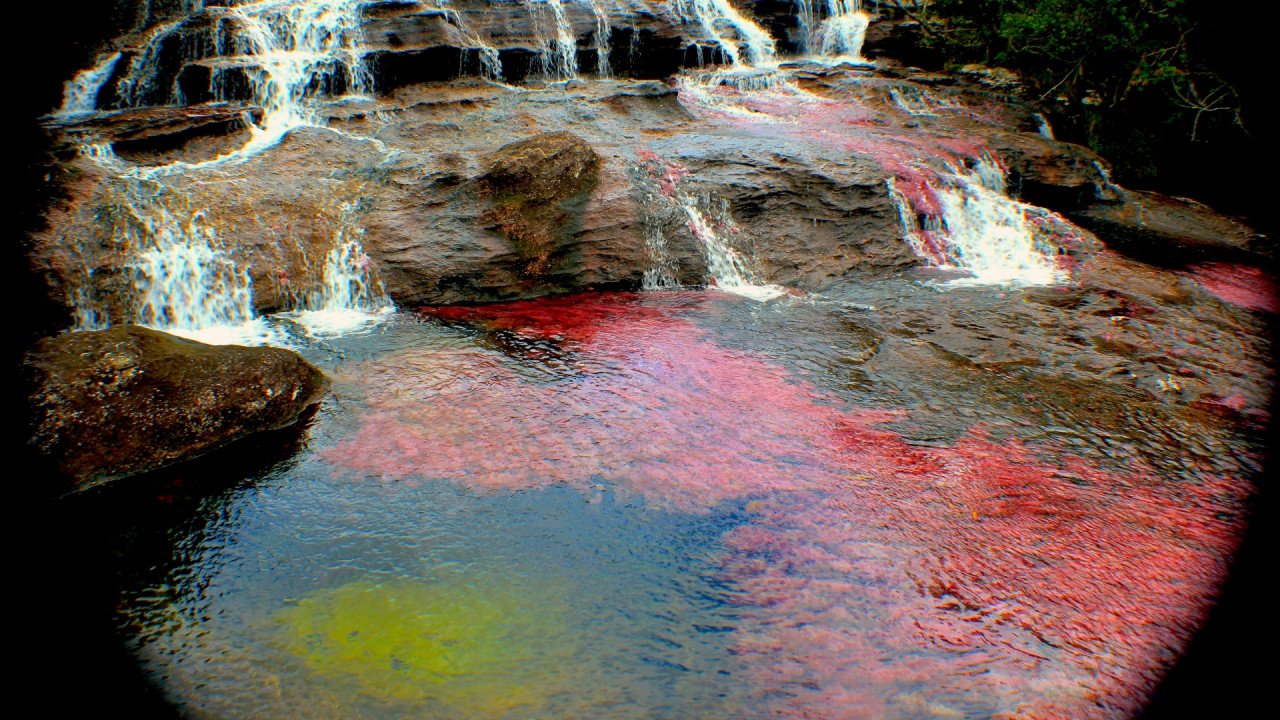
[275,573,583,716]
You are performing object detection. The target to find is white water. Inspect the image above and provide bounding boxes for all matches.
[677,0,777,68]
[681,200,786,301]
[56,53,122,117]
[74,0,373,172]
[932,157,1065,286]
[124,194,285,345]
[283,218,394,335]
[57,1,406,344]
[584,0,614,76]
[531,0,579,79]
[1035,112,1055,139]
[816,1,870,64]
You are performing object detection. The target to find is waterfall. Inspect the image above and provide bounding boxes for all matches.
[113,184,280,345]
[677,0,777,68]
[284,211,394,335]
[680,199,785,300]
[52,2,406,345]
[55,53,122,117]
[584,0,614,76]
[816,1,870,64]
[634,150,784,300]
[1035,113,1055,139]
[71,0,373,168]
[529,0,579,80]
[894,157,1066,286]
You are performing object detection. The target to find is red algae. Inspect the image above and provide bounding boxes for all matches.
[1181,262,1279,313]
[323,293,1249,719]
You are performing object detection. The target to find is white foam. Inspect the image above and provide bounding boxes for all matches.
[677,0,778,68]
[281,221,394,336]
[55,52,122,117]
[934,160,1065,286]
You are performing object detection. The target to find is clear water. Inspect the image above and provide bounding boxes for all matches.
[92,279,1263,719]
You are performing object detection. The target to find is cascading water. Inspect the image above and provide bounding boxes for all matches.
[53,1,408,345]
[284,210,394,335]
[86,0,373,170]
[681,199,786,300]
[105,182,281,345]
[677,0,777,69]
[529,0,580,80]
[897,156,1068,286]
[55,53,122,117]
[636,150,785,300]
[1035,112,1055,139]
[814,0,871,64]
[584,0,614,76]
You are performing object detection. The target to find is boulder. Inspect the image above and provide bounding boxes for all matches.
[25,325,328,491]
[984,130,1115,210]
[480,130,601,273]
[367,130,662,304]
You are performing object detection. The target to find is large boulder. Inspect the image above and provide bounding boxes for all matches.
[367,130,667,304]
[25,325,328,491]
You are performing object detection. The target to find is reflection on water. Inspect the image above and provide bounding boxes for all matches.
[109,284,1264,719]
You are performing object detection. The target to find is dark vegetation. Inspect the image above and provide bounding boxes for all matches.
[882,0,1273,234]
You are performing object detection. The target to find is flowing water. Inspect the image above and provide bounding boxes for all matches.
[44,4,1273,718]
[77,281,1265,719]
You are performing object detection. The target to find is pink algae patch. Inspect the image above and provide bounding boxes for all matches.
[322,293,1248,719]
[1181,262,1279,313]
[325,292,843,509]
[724,421,1248,719]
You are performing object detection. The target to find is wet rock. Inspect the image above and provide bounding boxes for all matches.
[985,130,1114,210]
[44,104,263,159]
[25,325,328,491]
[479,131,601,277]
[365,129,667,304]
[668,141,915,288]
[1070,189,1269,266]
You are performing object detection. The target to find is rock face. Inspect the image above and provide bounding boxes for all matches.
[1069,189,1267,265]
[28,1,1269,326]
[25,325,328,490]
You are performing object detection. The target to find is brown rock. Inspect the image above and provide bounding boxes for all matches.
[1070,189,1268,264]
[25,325,328,491]
[479,131,601,276]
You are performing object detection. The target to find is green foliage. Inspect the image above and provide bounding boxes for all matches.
[907,0,1243,182]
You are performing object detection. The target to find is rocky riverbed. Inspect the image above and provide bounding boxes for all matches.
[17,2,1273,719]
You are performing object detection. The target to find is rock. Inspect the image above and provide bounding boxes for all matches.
[958,64,1022,91]
[366,130,667,304]
[478,131,601,278]
[1069,189,1269,265]
[24,325,328,491]
[984,130,1115,210]
[666,139,915,288]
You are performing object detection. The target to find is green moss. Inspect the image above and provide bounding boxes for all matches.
[276,572,580,715]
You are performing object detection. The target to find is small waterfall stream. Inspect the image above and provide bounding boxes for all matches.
[889,156,1067,286]
[55,52,123,117]
[283,209,393,335]
[60,0,395,345]
[635,149,786,300]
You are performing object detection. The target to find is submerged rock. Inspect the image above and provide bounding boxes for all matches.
[25,325,327,491]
